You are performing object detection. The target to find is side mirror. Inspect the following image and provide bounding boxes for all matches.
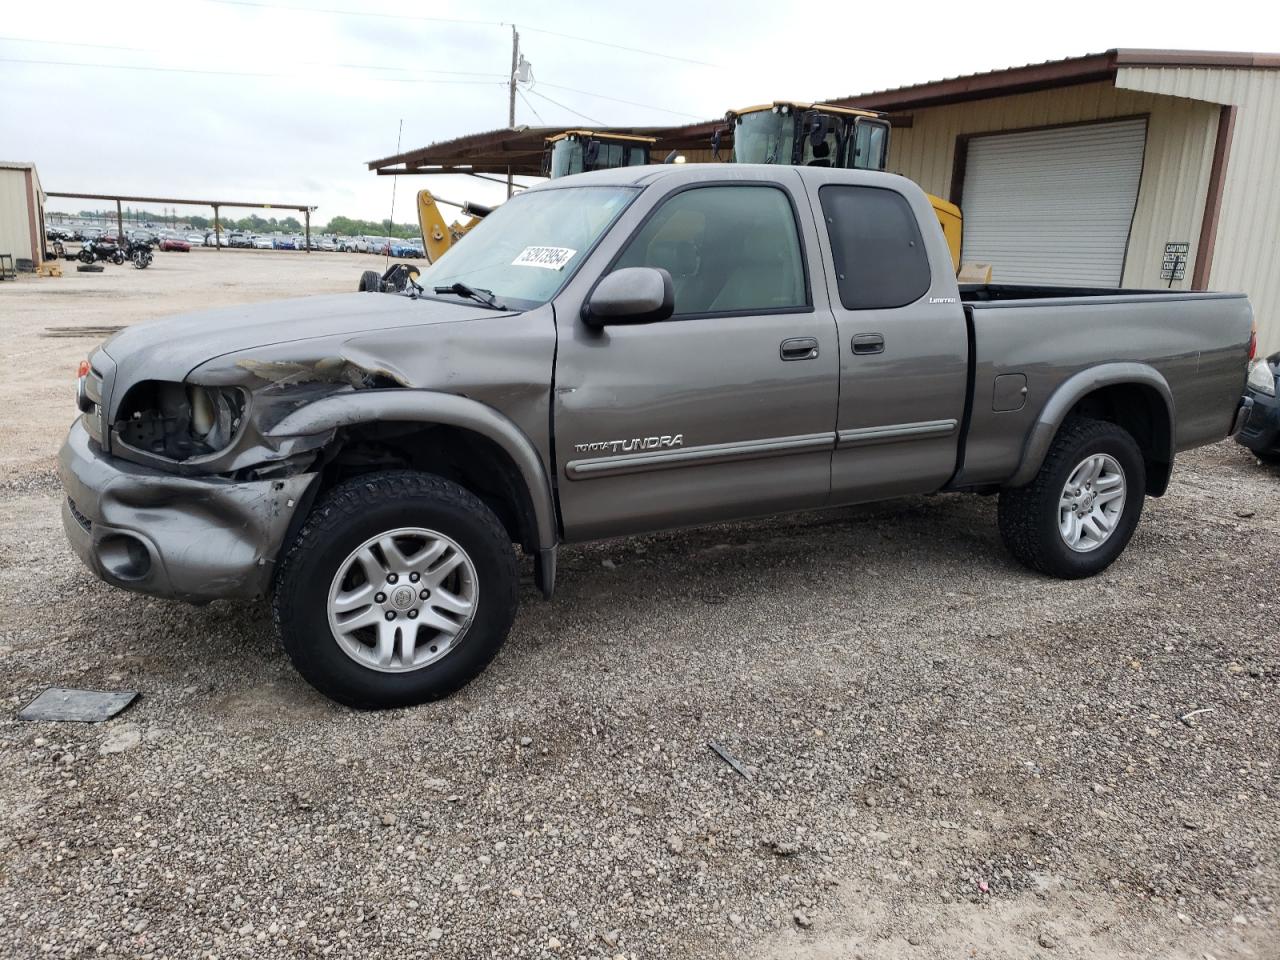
[583,267,674,326]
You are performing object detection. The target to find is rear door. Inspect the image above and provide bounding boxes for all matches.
[800,174,970,503]
[551,170,840,541]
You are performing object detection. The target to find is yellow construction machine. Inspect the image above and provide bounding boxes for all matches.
[540,130,657,177]
[416,130,659,264]
[721,101,963,271]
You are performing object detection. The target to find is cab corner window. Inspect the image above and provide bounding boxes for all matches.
[819,185,930,310]
[613,185,808,316]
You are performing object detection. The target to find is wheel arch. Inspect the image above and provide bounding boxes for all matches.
[1009,363,1175,495]
[267,391,559,593]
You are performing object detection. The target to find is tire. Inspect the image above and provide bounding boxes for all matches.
[111,251,125,265]
[273,471,518,709]
[358,269,383,293]
[77,249,93,264]
[998,417,1146,579]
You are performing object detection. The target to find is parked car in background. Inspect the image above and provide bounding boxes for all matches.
[388,239,421,258]
[203,234,219,247]
[1237,352,1280,463]
[252,236,274,250]
[227,233,252,248]
[186,234,205,245]
[159,237,191,252]
[318,237,337,252]
[273,236,296,250]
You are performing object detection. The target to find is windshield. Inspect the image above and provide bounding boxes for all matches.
[417,185,637,309]
[733,110,794,164]
[548,139,583,178]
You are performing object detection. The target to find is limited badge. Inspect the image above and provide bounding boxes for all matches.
[512,246,577,270]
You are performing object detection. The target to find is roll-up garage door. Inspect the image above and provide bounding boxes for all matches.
[959,119,1147,287]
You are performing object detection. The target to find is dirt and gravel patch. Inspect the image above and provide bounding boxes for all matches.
[0,255,1277,959]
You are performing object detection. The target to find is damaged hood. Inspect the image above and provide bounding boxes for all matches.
[101,292,495,388]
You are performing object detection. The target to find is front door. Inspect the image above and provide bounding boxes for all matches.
[552,173,839,541]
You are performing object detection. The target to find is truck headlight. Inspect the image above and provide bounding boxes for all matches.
[113,380,246,460]
[1247,359,1276,397]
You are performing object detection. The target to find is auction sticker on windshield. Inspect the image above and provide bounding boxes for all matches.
[512,246,577,270]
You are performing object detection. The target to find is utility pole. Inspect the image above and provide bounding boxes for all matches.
[507,25,519,198]
[508,26,518,129]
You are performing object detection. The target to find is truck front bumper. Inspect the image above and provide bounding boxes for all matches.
[59,419,316,603]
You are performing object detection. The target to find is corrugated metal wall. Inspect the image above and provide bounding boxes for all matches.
[884,81,1219,292]
[1119,66,1280,354]
[0,168,36,263]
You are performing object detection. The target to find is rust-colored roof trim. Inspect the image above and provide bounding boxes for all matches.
[827,48,1280,112]
[1114,48,1280,69]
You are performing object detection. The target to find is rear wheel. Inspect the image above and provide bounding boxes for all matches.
[273,471,518,708]
[998,417,1146,579]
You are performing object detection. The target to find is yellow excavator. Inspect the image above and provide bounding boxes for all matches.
[416,130,658,263]
[720,102,963,272]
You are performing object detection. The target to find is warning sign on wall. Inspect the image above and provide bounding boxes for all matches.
[1161,241,1189,282]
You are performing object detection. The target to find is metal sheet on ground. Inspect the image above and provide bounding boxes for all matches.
[17,688,139,722]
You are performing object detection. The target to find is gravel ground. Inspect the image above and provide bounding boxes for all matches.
[0,255,1277,959]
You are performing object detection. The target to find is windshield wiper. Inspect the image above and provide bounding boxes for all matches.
[432,282,508,311]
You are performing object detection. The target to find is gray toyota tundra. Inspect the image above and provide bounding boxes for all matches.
[60,164,1257,708]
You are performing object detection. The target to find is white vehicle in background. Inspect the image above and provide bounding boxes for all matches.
[318,237,337,252]
[186,234,204,245]
[252,236,274,250]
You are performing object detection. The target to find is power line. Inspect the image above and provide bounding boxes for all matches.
[516,88,545,125]
[519,26,718,68]
[524,88,603,125]
[535,81,705,120]
[192,0,716,68]
[0,56,507,85]
[196,0,503,27]
[0,35,505,77]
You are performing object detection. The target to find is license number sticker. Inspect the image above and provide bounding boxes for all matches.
[512,246,577,270]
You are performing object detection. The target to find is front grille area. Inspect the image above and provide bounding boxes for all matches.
[67,497,92,532]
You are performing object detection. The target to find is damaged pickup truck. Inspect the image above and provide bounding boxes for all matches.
[60,164,1257,708]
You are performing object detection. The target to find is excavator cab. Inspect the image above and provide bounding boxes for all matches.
[722,101,962,272]
[541,131,657,178]
[726,102,891,170]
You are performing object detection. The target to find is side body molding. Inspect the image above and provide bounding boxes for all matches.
[267,390,560,590]
[1007,362,1176,489]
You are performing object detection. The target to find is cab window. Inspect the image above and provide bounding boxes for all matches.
[819,184,930,309]
[613,185,809,316]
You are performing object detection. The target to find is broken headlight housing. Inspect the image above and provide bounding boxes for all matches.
[114,380,247,461]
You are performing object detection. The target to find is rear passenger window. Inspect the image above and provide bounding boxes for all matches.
[613,185,809,316]
[819,185,930,309]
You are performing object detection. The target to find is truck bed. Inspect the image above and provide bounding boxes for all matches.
[952,287,1253,491]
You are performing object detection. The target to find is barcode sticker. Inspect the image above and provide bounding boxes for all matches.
[512,246,577,270]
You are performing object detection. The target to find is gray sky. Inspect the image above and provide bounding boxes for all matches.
[4,0,1277,225]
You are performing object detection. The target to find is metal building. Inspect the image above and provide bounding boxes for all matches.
[370,49,1280,352]
[0,161,45,269]
[822,49,1280,352]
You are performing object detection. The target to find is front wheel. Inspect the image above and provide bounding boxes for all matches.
[77,249,93,264]
[273,471,519,708]
[998,417,1146,579]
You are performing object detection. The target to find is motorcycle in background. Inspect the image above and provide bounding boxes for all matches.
[124,238,154,269]
[78,238,125,265]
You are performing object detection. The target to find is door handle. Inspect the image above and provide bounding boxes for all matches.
[851,333,885,355]
[780,337,819,361]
